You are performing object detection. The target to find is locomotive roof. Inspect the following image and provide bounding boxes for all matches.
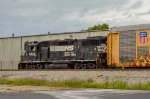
[39,36,105,42]
[111,24,150,32]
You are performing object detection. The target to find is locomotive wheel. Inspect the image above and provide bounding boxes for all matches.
[81,64,87,69]
[91,63,96,69]
[25,64,30,69]
[87,63,96,69]
[87,63,92,69]
[32,65,36,69]
[18,64,23,69]
[29,65,32,69]
[35,64,39,69]
[74,63,79,69]
[36,64,43,69]
[91,64,95,69]
[74,63,81,69]
[25,64,28,69]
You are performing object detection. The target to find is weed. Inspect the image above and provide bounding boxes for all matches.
[0,78,150,90]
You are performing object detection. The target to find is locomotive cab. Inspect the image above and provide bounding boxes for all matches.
[23,41,38,61]
[19,41,39,69]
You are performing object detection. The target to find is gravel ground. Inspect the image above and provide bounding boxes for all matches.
[0,70,150,84]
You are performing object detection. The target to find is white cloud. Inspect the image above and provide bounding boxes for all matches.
[0,0,150,37]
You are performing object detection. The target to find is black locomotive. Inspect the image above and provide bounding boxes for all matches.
[18,36,107,69]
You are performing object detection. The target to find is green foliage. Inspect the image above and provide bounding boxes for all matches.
[0,78,150,90]
[88,23,109,31]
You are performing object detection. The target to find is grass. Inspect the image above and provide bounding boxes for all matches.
[0,78,150,90]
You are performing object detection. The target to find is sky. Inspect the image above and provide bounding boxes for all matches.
[0,0,150,37]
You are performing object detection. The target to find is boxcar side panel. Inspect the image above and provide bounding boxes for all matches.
[135,30,150,67]
[107,33,119,67]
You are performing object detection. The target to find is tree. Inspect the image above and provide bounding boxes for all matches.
[88,23,109,31]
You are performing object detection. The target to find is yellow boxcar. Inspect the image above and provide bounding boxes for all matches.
[107,30,150,68]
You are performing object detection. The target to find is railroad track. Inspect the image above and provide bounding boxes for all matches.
[1,68,150,71]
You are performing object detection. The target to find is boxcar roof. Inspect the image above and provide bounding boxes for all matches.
[111,24,150,32]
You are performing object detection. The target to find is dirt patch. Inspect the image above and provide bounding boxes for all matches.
[0,85,73,92]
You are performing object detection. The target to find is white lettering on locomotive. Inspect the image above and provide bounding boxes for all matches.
[50,45,74,51]
[64,52,76,56]
[29,52,36,56]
